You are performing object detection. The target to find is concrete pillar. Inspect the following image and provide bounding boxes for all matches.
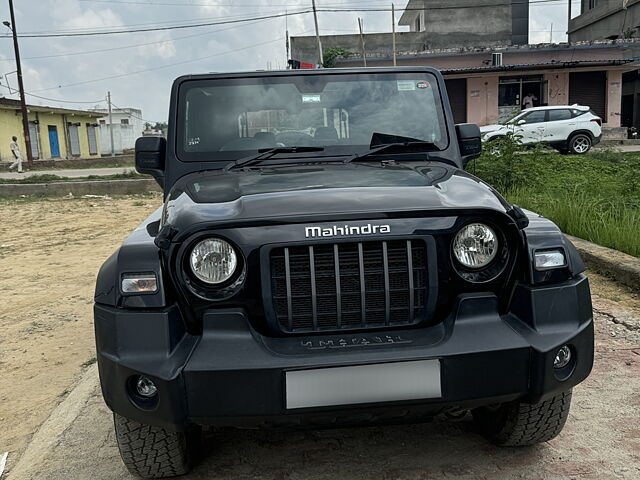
[606,70,622,128]
[467,76,499,126]
[544,72,569,106]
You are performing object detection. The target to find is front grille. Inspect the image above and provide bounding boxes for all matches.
[270,240,427,333]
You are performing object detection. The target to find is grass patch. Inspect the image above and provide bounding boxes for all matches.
[81,357,97,368]
[467,140,640,257]
[0,170,143,184]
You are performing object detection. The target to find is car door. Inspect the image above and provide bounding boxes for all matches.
[514,110,547,144]
[545,109,575,142]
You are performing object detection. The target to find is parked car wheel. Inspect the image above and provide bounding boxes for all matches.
[568,134,592,155]
[472,389,572,446]
[114,413,201,478]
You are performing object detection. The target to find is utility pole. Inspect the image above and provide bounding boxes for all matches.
[107,91,115,157]
[550,22,553,43]
[358,17,367,67]
[392,3,397,66]
[311,0,323,66]
[285,9,290,68]
[6,0,33,168]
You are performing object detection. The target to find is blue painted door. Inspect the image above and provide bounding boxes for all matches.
[48,125,60,158]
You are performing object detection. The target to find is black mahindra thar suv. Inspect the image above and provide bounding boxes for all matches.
[94,67,594,478]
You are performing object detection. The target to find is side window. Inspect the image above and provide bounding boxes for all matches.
[522,110,546,124]
[548,109,572,122]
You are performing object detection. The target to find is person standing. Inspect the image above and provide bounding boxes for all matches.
[522,92,538,110]
[8,135,23,173]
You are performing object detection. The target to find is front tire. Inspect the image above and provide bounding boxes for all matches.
[472,389,572,446]
[114,413,200,478]
[568,133,592,154]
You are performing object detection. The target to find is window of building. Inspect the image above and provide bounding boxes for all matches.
[548,109,572,121]
[99,119,106,125]
[121,118,129,125]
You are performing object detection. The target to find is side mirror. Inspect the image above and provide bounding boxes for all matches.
[455,123,481,166]
[135,136,165,188]
[517,119,527,125]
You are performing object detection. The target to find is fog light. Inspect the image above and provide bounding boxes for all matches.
[136,376,157,397]
[554,346,572,369]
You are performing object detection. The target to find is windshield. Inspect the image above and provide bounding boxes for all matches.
[176,72,448,161]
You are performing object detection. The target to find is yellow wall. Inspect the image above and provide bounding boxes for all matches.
[0,108,101,161]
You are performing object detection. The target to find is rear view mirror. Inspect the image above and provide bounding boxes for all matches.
[455,123,481,166]
[517,119,527,125]
[135,137,166,188]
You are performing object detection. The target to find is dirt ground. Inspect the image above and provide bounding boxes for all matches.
[1,195,639,479]
[0,194,162,471]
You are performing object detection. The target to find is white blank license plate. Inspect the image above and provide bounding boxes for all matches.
[285,359,441,409]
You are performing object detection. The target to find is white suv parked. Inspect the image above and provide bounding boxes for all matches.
[480,105,602,154]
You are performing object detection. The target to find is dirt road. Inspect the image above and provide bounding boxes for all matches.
[0,194,162,471]
[1,195,639,479]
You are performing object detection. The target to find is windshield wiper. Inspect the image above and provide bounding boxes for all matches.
[224,146,325,171]
[344,141,436,164]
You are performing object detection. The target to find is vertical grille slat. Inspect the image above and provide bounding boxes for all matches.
[308,245,318,331]
[382,241,391,326]
[284,247,293,330]
[407,240,415,322]
[270,239,427,333]
[358,242,366,327]
[333,244,342,328]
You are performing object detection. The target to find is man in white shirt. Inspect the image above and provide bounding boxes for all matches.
[8,136,23,173]
[522,92,538,110]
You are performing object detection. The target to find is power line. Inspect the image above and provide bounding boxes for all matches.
[0,1,573,38]
[0,17,272,62]
[31,35,287,93]
[2,9,311,38]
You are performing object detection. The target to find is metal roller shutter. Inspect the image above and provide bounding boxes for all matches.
[445,78,467,124]
[68,124,81,156]
[28,122,39,159]
[569,71,607,121]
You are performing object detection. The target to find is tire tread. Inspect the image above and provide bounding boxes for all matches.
[114,413,191,479]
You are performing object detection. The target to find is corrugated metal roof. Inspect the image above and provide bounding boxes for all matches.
[0,97,101,116]
[440,58,638,75]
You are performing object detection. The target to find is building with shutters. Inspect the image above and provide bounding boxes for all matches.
[0,98,102,161]
[290,1,640,137]
[329,40,637,130]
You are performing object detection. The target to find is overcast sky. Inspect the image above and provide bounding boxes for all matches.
[0,0,577,122]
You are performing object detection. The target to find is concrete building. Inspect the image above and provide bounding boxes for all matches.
[292,0,529,63]
[332,41,637,129]
[399,0,528,45]
[0,98,101,161]
[569,0,640,42]
[91,107,145,155]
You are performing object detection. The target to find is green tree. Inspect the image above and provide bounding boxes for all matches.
[322,47,354,68]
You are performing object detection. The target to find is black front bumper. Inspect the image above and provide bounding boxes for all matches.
[95,275,593,430]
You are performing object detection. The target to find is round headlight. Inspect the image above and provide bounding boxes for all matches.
[190,238,238,284]
[453,223,498,269]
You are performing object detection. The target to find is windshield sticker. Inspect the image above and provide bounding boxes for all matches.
[397,80,416,91]
[302,94,321,103]
[416,81,430,89]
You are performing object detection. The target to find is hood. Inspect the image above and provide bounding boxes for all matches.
[480,124,506,134]
[162,162,510,235]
